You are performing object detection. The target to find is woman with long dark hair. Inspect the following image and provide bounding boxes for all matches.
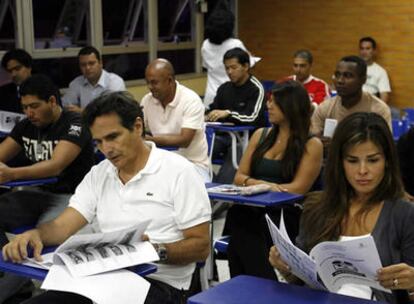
[227,80,323,279]
[270,112,414,303]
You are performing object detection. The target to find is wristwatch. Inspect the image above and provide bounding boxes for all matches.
[154,243,168,262]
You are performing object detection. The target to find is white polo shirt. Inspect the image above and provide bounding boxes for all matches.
[141,81,210,172]
[363,62,391,95]
[69,142,211,290]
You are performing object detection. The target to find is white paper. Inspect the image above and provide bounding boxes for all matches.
[56,241,158,278]
[323,118,338,138]
[0,111,25,133]
[266,214,390,294]
[310,236,390,293]
[265,214,323,289]
[42,264,150,304]
[22,221,159,278]
[24,252,54,270]
[207,184,271,196]
[52,221,159,277]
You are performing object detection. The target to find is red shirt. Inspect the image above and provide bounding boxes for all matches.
[285,75,330,104]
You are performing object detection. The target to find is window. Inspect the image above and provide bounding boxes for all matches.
[32,0,90,49]
[158,0,193,43]
[0,0,16,51]
[102,0,146,46]
[5,0,213,87]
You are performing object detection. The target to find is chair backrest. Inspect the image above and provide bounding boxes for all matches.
[404,108,414,123]
[392,118,410,140]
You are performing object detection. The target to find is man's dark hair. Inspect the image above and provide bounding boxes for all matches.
[340,55,367,78]
[1,49,33,69]
[205,1,235,44]
[20,74,60,104]
[359,36,377,49]
[83,91,144,134]
[294,49,313,65]
[223,47,250,66]
[78,46,101,61]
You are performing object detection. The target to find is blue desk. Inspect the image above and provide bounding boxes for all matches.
[206,123,255,169]
[206,183,303,207]
[188,275,382,304]
[0,248,157,281]
[0,177,58,188]
[159,146,179,151]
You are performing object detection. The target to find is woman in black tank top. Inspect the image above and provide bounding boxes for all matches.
[226,80,323,280]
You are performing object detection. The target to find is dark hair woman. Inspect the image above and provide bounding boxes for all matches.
[270,112,414,303]
[227,80,323,280]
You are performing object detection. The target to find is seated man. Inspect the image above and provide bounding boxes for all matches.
[62,46,126,112]
[206,47,266,183]
[284,49,330,105]
[0,74,94,302]
[141,58,211,182]
[311,55,391,140]
[3,91,212,304]
[0,49,32,113]
[359,36,391,103]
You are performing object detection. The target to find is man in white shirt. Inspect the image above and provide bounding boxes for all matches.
[141,59,211,182]
[62,46,125,112]
[359,37,391,103]
[3,91,211,304]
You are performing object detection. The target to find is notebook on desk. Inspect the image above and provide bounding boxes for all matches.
[0,111,25,133]
[207,184,271,196]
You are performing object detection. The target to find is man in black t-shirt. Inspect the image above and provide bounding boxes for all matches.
[0,75,94,302]
[206,47,265,183]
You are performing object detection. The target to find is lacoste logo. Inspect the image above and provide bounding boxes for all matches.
[146,192,153,196]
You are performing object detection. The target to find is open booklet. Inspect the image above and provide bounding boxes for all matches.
[265,213,390,293]
[0,110,25,133]
[207,184,271,196]
[23,219,159,278]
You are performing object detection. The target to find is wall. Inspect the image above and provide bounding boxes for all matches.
[239,0,414,109]
[128,75,207,102]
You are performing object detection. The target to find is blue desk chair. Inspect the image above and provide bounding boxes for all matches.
[214,236,230,254]
[392,118,409,140]
[404,108,414,125]
[0,177,58,189]
[205,126,224,165]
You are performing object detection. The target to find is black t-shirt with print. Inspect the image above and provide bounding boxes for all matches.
[9,109,94,193]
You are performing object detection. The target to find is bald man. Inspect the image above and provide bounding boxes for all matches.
[141,59,211,181]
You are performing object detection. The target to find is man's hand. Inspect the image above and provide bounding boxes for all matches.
[207,110,230,122]
[2,229,44,263]
[65,104,83,113]
[0,162,15,183]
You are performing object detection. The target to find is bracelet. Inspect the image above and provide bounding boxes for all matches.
[242,176,251,187]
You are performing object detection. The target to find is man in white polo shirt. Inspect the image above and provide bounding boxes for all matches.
[141,58,211,182]
[3,91,211,304]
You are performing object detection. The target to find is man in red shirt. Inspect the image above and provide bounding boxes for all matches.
[285,49,330,105]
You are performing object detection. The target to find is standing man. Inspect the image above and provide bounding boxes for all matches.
[3,91,211,304]
[359,36,391,103]
[62,46,126,112]
[311,56,391,139]
[285,49,330,105]
[0,74,94,302]
[206,47,265,183]
[141,59,211,182]
[0,49,33,113]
